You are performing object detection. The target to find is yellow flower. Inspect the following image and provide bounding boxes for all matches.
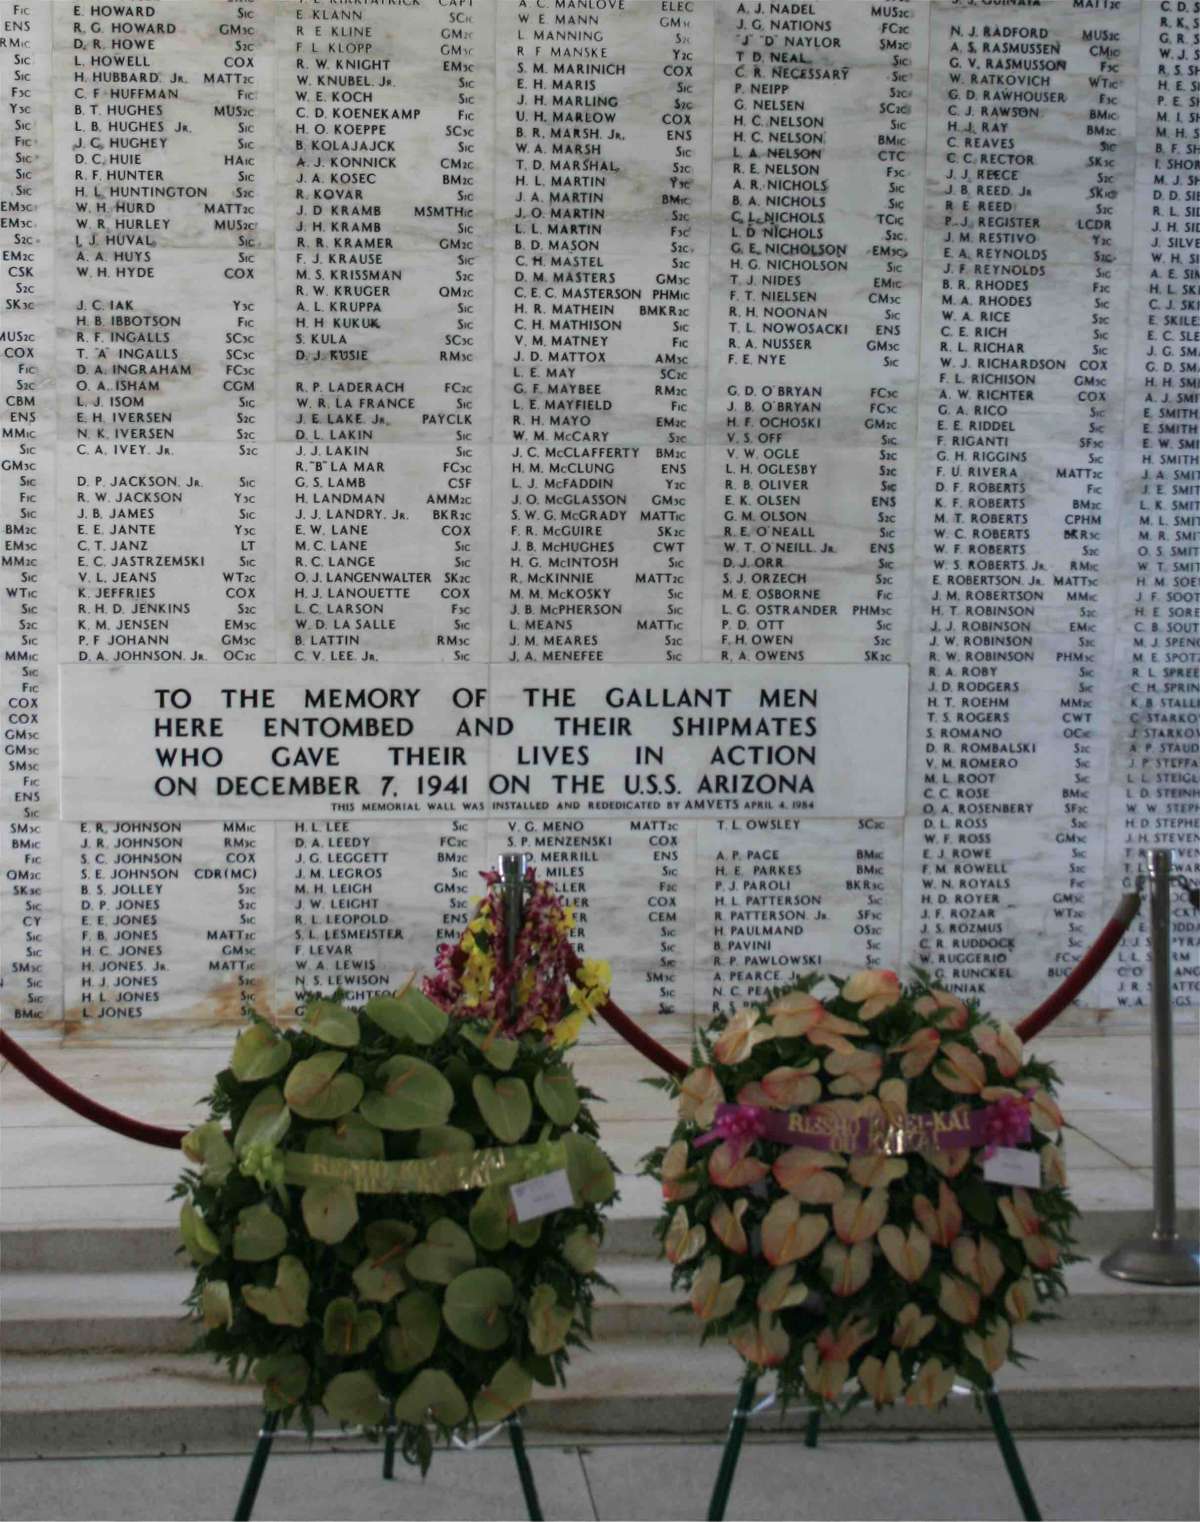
[550,1006,588,1049]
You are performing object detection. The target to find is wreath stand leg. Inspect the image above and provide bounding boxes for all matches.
[804,1406,821,1448]
[506,1410,545,1520]
[706,1371,759,1522]
[382,1425,397,1479]
[232,1410,279,1522]
[984,1385,1041,1521]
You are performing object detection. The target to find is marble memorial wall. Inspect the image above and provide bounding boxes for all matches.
[1,0,1196,1049]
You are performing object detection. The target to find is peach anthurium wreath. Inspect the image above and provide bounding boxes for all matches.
[644,969,1077,1414]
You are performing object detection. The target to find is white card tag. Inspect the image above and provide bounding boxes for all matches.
[983,1147,1041,1188]
[511,1168,575,1223]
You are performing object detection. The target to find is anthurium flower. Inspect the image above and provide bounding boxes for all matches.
[933,1041,987,1095]
[878,1223,932,1283]
[802,1341,849,1402]
[707,1140,770,1190]
[891,1301,935,1349]
[998,1187,1059,1268]
[878,1077,908,1121]
[661,1139,698,1202]
[690,1254,744,1322]
[711,1197,750,1255]
[929,1146,971,1178]
[965,1318,1011,1373]
[972,1020,1023,1078]
[769,992,866,1052]
[1004,1272,1037,1323]
[951,1234,1004,1295]
[825,1047,883,1097]
[664,1206,705,1265]
[832,1187,888,1245]
[859,1351,903,1406]
[761,1195,829,1265]
[773,1146,847,1205]
[678,1066,723,1129]
[913,989,969,1030]
[822,1239,873,1297]
[1040,1142,1068,1188]
[841,969,901,1021]
[736,1080,772,1108]
[759,1063,822,1109]
[713,1007,775,1066]
[1026,1087,1064,1135]
[938,1272,981,1325]
[889,1026,941,1078]
[757,1264,812,1312]
[849,1153,907,1188]
[906,1357,955,1409]
[730,1312,790,1368]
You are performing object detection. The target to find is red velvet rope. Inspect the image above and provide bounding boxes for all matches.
[1013,890,1142,1044]
[0,890,1141,1147]
[0,1029,188,1148]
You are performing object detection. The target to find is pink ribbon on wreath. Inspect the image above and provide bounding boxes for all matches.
[695,1103,771,1161]
[980,1094,1032,1159]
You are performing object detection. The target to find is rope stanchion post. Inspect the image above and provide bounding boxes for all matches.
[1103,849,1200,1286]
[983,1385,1041,1522]
[706,1371,759,1522]
[232,1410,279,1522]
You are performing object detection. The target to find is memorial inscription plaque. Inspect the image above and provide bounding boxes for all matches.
[1,0,1196,1050]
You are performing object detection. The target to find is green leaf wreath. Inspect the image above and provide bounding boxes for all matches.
[644,969,1078,1414]
[176,870,616,1473]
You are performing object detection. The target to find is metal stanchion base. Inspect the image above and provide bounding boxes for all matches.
[1101,1234,1200,1286]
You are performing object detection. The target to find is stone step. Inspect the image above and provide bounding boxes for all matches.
[3,1254,1195,1358]
[3,1194,1197,1274]
[2,1325,1196,1459]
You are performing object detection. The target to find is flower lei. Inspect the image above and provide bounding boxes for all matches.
[424,867,611,1047]
[645,970,1077,1414]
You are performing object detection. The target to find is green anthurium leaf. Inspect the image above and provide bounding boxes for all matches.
[359,1054,454,1132]
[472,1359,532,1424]
[460,1023,519,1072]
[233,1202,289,1262]
[416,1125,475,1157]
[363,987,448,1046]
[528,1354,557,1388]
[301,1180,359,1244]
[182,1121,234,1186]
[562,1226,600,1274]
[527,1283,573,1356]
[302,999,360,1049]
[284,1052,364,1121]
[472,1075,532,1144]
[406,1218,476,1285]
[443,1267,515,1351]
[959,1176,998,1226]
[322,1370,389,1428]
[563,1133,616,1204]
[179,1202,220,1265]
[230,1024,290,1083]
[394,1368,468,1428]
[254,1352,309,1412]
[234,1086,290,1154]
[468,1185,510,1251]
[385,1289,441,1372]
[510,1216,542,1248]
[306,1113,385,1161]
[352,1220,417,1303]
[201,1280,233,1330]
[534,1067,580,1127]
[323,1296,382,1356]
[242,1255,310,1327]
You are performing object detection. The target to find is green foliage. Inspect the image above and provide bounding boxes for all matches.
[178,997,616,1472]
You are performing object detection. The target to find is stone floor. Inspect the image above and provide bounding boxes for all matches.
[2,1023,1197,1233]
[1,1432,1197,1521]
